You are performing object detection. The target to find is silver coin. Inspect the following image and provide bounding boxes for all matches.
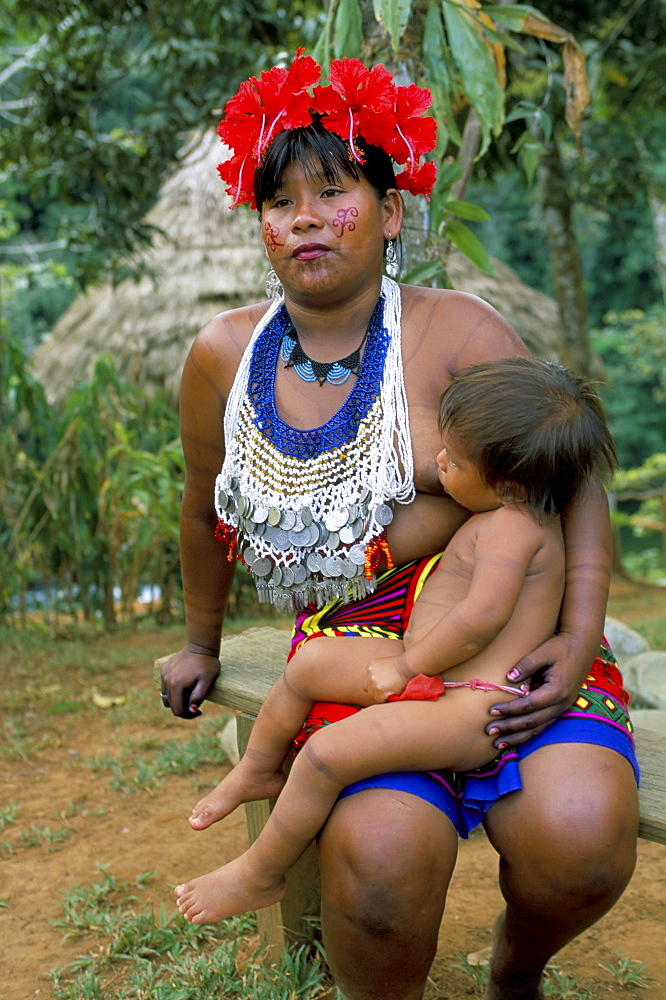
[229,476,239,492]
[271,528,291,550]
[349,544,366,566]
[280,509,296,530]
[374,503,394,526]
[217,488,229,510]
[300,506,313,527]
[352,517,365,540]
[358,485,371,504]
[307,552,322,572]
[324,555,343,577]
[281,566,295,588]
[254,519,266,537]
[268,507,281,526]
[292,563,307,585]
[253,557,272,577]
[243,546,257,567]
[270,565,283,586]
[254,505,269,524]
[317,521,329,546]
[327,530,339,550]
[346,503,358,522]
[341,558,357,579]
[237,495,247,517]
[289,527,310,547]
[326,507,349,532]
[339,524,356,545]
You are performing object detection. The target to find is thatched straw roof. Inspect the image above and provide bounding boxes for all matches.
[32,132,564,407]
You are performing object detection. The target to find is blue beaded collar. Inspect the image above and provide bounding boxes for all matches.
[248,297,389,461]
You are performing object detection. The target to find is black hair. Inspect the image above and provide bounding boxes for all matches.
[438,356,618,516]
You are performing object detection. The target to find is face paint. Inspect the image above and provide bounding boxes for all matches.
[264,221,284,251]
[332,206,359,237]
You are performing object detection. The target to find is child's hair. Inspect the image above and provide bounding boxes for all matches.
[438,356,617,516]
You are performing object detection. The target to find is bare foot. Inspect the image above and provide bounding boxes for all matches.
[485,911,545,1000]
[175,853,286,923]
[189,758,286,830]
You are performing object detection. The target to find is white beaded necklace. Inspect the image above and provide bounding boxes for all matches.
[216,276,414,611]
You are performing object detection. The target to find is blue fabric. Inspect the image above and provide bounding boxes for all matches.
[338,717,640,839]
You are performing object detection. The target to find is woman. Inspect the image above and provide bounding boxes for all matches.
[161,53,639,1000]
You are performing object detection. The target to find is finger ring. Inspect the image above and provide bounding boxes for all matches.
[160,691,170,706]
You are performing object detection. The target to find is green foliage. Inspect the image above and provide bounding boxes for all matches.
[0,0,312,287]
[86,719,229,795]
[0,331,182,628]
[599,952,655,989]
[50,868,331,1000]
[594,306,666,468]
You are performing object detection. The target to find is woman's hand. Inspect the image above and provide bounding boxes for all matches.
[160,647,221,719]
[363,654,413,703]
[485,632,591,748]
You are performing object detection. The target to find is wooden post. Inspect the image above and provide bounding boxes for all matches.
[236,713,321,963]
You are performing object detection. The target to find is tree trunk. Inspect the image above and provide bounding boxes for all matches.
[537,137,593,376]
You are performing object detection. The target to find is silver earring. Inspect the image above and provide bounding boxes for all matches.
[385,239,399,278]
[266,267,283,300]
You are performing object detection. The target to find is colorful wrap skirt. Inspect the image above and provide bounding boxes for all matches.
[289,555,640,838]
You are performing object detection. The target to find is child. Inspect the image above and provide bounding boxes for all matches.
[175,356,617,924]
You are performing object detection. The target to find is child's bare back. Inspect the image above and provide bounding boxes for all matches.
[404,505,565,691]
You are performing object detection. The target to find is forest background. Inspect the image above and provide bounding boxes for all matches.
[1,0,666,631]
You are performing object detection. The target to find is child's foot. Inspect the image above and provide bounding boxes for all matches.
[189,759,286,830]
[175,854,286,923]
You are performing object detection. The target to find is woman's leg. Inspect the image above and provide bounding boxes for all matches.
[176,691,500,923]
[318,787,458,1000]
[189,635,405,830]
[483,743,639,1000]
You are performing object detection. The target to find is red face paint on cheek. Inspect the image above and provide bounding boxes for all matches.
[264,222,284,251]
[332,206,359,236]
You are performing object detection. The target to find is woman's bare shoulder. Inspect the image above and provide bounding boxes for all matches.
[400,283,528,366]
[185,301,271,388]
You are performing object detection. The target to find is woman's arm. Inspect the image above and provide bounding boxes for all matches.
[160,319,243,718]
[485,477,612,747]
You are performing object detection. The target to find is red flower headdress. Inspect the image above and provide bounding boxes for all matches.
[217,51,438,209]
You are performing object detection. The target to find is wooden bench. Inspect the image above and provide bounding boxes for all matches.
[156,626,666,960]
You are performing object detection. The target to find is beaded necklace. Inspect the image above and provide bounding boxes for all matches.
[215,276,414,612]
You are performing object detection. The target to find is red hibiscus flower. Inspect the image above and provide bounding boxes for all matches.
[312,58,396,160]
[395,160,438,198]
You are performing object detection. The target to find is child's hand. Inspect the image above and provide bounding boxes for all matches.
[364,655,413,703]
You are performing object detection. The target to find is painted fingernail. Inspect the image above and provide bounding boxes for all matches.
[488,727,499,736]
[507,669,520,681]
[497,742,508,750]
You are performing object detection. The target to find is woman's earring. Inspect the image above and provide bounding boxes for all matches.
[385,239,399,278]
[266,267,283,300]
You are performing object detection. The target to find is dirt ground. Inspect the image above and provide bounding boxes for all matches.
[2,592,666,1000]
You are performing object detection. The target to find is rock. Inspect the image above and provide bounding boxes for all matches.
[630,709,666,735]
[604,616,650,663]
[622,651,666,710]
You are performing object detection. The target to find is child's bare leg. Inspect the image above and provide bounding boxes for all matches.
[189,636,401,830]
[177,689,508,922]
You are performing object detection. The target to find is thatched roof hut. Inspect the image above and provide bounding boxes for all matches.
[32,132,564,406]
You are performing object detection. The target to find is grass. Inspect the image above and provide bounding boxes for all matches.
[49,868,333,1000]
[2,593,663,999]
[84,717,229,795]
